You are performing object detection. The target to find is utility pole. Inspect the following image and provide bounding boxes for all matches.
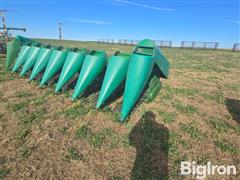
[58,22,63,40]
[0,10,9,43]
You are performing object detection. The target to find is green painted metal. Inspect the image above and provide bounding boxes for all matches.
[20,45,41,76]
[5,39,21,71]
[96,51,130,108]
[72,50,107,100]
[120,39,169,121]
[137,39,170,78]
[121,53,154,121]
[55,49,87,92]
[15,35,40,46]
[6,35,170,122]
[146,75,162,102]
[29,46,53,81]
[12,45,31,72]
[9,36,41,73]
[40,48,70,86]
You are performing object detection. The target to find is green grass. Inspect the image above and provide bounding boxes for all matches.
[0,157,6,164]
[7,97,47,144]
[201,91,225,104]
[214,140,240,154]
[0,168,10,178]
[75,125,126,149]
[174,102,198,114]
[173,87,198,98]
[75,124,91,138]
[19,146,33,158]
[89,133,106,149]
[65,102,89,119]
[58,127,68,134]
[168,132,180,157]
[15,127,31,142]
[0,41,239,179]
[0,72,6,82]
[31,96,46,106]
[66,147,84,160]
[75,124,106,149]
[208,117,231,132]
[180,123,204,140]
[159,110,176,124]
[14,91,33,98]
[7,100,29,112]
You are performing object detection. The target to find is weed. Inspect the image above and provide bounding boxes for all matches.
[31,96,45,106]
[15,127,30,142]
[7,100,29,112]
[14,91,32,98]
[66,147,83,160]
[180,123,204,140]
[175,102,198,114]
[59,127,68,134]
[122,134,130,148]
[75,124,91,138]
[65,103,89,119]
[160,84,174,100]
[208,117,230,132]
[19,147,32,158]
[109,133,121,149]
[201,92,224,104]
[0,157,6,164]
[159,110,176,123]
[234,126,240,135]
[196,155,210,165]
[214,140,240,154]
[110,176,124,180]
[0,72,8,82]
[19,107,46,125]
[75,125,109,149]
[174,87,199,98]
[89,133,106,149]
[168,132,180,157]
[0,168,10,178]
[179,139,191,149]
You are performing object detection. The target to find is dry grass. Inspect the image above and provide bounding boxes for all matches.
[0,40,239,179]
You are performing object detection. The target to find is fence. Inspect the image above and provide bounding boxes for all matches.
[98,39,173,47]
[181,41,219,50]
[97,39,115,44]
[118,39,139,45]
[154,40,173,47]
[232,43,240,52]
[96,39,239,51]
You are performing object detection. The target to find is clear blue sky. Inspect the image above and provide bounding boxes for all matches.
[1,0,239,48]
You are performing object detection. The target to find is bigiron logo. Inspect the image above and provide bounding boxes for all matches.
[181,161,238,179]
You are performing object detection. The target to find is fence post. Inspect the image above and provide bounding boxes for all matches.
[232,43,240,52]
[204,42,207,49]
[181,41,184,48]
[214,42,219,50]
[192,42,195,49]
[233,43,237,52]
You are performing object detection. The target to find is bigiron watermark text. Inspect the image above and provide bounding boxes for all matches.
[181,161,238,179]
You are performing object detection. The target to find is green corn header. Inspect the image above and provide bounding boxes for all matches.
[5,35,170,122]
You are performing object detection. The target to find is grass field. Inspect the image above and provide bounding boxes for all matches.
[0,40,239,179]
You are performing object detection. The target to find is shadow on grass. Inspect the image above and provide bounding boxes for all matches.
[225,98,240,124]
[129,111,169,180]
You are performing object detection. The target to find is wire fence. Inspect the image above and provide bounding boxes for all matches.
[96,39,238,51]
[181,41,219,50]
[98,39,173,47]
[232,43,240,52]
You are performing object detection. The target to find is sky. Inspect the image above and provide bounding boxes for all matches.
[1,0,239,48]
